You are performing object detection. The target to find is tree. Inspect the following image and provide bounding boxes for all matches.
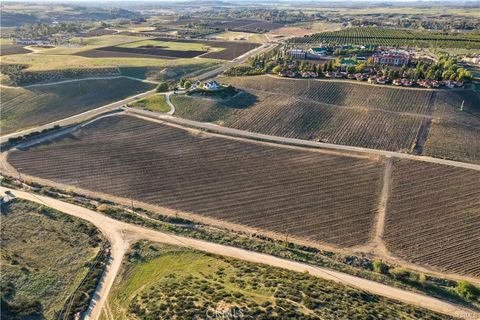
[156,82,169,93]
[457,281,479,300]
[346,66,356,74]
[183,80,192,89]
[272,65,282,74]
[355,63,365,73]
[179,78,187,87]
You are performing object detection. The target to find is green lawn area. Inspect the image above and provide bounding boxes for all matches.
[0,77,155,134]
[105,241,453,320]
[118,39,216,51]
[129,93,171,113]
[1,198,105,319]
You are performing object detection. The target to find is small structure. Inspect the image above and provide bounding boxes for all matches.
[203,80,221,91]
[307,47,329,59]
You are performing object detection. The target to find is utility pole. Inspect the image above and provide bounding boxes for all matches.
[460,100,465,111]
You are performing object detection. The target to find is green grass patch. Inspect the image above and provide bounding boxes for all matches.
[0,199,105,319]
[108,241,455,319]
[129,94,171,113]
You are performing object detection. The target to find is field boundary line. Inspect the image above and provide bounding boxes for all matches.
[371,157,393,255]
[124,108,480,171]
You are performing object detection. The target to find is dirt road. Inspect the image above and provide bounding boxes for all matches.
[2,186,477,320]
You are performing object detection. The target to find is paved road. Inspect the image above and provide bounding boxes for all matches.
[193,42,275,81]
[2,186,476,320]
[125,108,480,171]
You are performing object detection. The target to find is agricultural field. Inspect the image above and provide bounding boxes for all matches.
[384,160,480,277]
[1,198,105,319]
[290,27,480,49]
[173,75,480,158]
[8,114,386,248]
[0,35,221,83]
[172,93,423,152]
[172,75,444,151]
[424,121,480,164]
[0,77,155,134]
[77,37,260,61]
[104,241,453,320]
[0,44,32,56]
[424,88,480,163]
[129,93,171,113]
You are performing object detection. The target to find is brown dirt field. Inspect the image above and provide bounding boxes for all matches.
[0,44,32,56]
[384,159,480,277]
[8,114,385,248]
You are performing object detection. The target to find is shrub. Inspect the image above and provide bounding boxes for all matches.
[389,267,410,281]
[456,281,479,300]
[373,260,389,274]
[272,65,282,74]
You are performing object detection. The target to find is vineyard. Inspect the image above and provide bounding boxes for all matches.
[172,76,437,151]
[0,78,155,134]
[174,94,423,151]
[384,160,480,277]
[290,27,480,49]
[8,114,386,248]
[424,121,480,164]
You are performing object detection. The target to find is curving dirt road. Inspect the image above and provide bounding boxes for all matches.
[2,186,477,320]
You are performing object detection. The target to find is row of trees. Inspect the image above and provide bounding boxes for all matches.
[226,50,473,82]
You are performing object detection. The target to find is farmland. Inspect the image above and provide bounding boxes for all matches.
[291,27,480,49]
[8,114,385,248]
[77,38,260,61]
[0,77,155,134]
[171,75,480,158]
[172,75,440,151]
[384,160,480,277]
[424,121,480,164]
[104,241,454,320]
[1,198,105,319]
[0,44,32,56]
[0,34,221,83]
[172,93,423,151]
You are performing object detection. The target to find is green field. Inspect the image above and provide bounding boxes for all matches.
[129,93,171,113]
[105,241,454,320]
[0,77,155,134]
[1,198,105,319]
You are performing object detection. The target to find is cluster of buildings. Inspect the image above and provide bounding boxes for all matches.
[288,46,417,67]
[278,68,464,88]
[371,50,412,66]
